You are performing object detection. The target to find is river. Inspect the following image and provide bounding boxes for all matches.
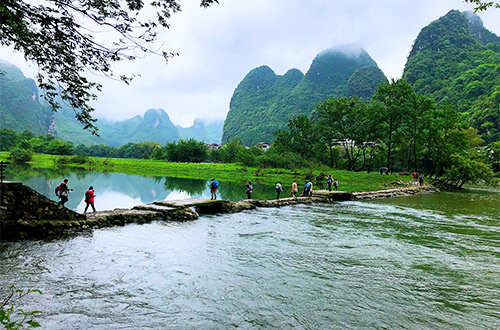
[1,169,499,329]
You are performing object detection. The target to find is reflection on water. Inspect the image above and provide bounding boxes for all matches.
[5,165,282,211]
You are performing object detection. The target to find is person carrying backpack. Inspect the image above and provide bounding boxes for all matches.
[333,179,339,191]
[210,178,219,200]
[246,180,253,199]
[55,179,73,206]
[326,175,333,191]
[275,181,283,199]
[84,186,97,213]
[303,181,310,197]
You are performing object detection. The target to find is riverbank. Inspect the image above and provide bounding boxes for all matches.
[0,152,418,192]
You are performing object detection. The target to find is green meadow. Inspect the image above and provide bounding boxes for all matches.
[0,152,413,192]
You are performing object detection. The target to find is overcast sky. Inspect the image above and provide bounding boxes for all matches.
[0,0,499,127]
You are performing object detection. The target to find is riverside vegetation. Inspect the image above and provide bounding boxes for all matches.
[0,151,406,192]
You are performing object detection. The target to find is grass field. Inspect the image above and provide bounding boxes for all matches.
[0,152,412,192]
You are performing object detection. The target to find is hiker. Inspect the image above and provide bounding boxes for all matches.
[275,181,283,199]
[333,178,339,191]
[419,175,424,186]
[326,175,333,191]
[84,186,96,213]
[291,180,298,197]
[246,180,253,199]
[413,171,418,180]
[56,179,73,206]
[309,180,313,196]
[303,181,311,197]
[210,178,219,200]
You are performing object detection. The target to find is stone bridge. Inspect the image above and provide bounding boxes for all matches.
[0,181,437,240]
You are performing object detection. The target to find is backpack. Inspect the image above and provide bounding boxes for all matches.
[211,180,219,189]
[275,183,282,192]
[85,191,92,202]
[55,185,62,197]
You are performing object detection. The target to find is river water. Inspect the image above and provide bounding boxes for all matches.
[1,169,499,329]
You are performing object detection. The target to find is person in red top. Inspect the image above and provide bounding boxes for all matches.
[84,186,97,213]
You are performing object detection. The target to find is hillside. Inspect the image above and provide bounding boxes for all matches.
[222,46,387,145]
[0,60,52,135]
[0,61,222,146]
[403,10,500,143]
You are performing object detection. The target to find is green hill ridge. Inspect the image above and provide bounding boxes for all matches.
[403,10,500,143]
[222,46,387,145]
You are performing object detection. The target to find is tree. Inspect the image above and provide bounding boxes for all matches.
[464,0,500,11]
[400,94,435,172]
[0,128,18,151]
[273,115,323,162]
[214,138,243,163]
[315,96,376,170]
[151,145,166,160]
[0,0,218,133]
[165,139,208,162]
[373,79,417,171]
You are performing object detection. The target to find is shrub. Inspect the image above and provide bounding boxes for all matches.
[8,148,33,163]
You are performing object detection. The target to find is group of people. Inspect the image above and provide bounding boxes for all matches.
[54,178,97,213]
[413,171,425,186]
[326,175,339,191]
[228,178,339,200]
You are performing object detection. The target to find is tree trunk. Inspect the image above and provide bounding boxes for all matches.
[329,145,334,168]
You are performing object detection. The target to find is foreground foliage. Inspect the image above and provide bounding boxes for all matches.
[0,286,42,329]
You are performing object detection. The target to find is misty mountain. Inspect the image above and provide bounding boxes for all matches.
[222,46,387,145]
[0,61,223,146]
[177,118,224,143]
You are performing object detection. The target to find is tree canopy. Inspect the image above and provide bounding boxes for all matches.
[0,0,218,133]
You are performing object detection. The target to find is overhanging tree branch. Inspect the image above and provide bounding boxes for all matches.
[0,0,218,134]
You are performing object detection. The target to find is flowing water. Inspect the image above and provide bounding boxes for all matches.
[1,168,499,329]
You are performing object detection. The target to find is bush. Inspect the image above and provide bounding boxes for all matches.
[256,150,307,169]
[69,154,89,164]
[165,139,208,162]
[8,147,33,163]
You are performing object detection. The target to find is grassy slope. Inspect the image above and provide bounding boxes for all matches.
[0,152,411,192]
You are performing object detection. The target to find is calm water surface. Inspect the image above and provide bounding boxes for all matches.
[5,167,283,212]
[1,169,499,329]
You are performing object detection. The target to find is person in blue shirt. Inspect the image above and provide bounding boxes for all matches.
[210,178,219,200]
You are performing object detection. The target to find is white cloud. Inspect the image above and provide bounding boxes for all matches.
[1,0,499,127]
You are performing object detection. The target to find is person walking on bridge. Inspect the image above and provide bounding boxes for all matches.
[275,181,283,199]
[210,178,219,200]
[246,180,253,199]
[56,179,73,206]
[84,186,97,213]
[291,180,298,197]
